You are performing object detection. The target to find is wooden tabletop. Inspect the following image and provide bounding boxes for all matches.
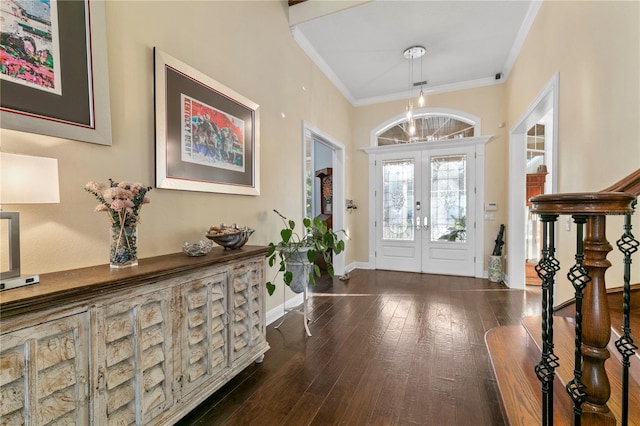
[0,245,268,319]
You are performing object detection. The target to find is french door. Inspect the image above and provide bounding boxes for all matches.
[375,145,476,276]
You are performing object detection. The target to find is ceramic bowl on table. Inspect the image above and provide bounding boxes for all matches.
[206,225,255,250]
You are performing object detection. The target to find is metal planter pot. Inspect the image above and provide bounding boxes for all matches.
[283,247,313,294]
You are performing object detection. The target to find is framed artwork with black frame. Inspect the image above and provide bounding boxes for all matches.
[0,0,112,146]
[154,48,260,196]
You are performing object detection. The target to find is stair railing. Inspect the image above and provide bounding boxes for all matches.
[530,169,639,426]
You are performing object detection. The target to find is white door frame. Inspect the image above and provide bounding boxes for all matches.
[363,135,491,278]
[302,121,346,276]
[506,72,559,289]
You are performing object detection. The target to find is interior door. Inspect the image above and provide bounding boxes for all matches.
[375,145,476,276]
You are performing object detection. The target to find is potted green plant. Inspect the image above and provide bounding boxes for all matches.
[265,210,345,296]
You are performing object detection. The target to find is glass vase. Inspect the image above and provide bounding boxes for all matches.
[110,224,138,268]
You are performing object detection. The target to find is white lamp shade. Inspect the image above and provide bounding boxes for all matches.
[1,153,60,204]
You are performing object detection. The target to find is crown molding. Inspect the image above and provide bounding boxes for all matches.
[290,26,357,105]
[354,77,503,107]
[361,135,493,155]
[289,0,372,26]
[501,0,543,80]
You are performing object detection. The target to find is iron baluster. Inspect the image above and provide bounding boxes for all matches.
[529,190,635,425]
[566,215,590,426]
[615,200,638,426]
[535,213,560,426]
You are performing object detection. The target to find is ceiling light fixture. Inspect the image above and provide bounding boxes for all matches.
[403,45,426,136]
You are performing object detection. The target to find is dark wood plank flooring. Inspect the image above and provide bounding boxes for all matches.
[177,269,541,426]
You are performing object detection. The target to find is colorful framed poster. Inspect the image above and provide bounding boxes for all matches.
[0,0,112,145]
[154,47,260,195]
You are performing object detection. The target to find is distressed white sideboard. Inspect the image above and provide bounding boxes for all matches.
[0,246,270,425]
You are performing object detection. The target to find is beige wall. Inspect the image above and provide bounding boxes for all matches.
[506,0,640,300]
[0,1,353,312]
[507,0,639,190]
[351,84,508,268]
[3,0,638,310]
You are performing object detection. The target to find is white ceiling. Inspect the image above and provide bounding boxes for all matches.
[290,0,541,106]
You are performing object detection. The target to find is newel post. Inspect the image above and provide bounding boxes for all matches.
[580,215,615,425]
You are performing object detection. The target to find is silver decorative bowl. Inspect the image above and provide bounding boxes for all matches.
[182,240,214,256]
[206,228,254,250]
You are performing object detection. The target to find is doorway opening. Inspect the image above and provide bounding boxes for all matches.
[524,121,551,285]
[507,73,559,289]
[302,121,346,277]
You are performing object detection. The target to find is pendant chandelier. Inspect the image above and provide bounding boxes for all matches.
[403,45,426,136]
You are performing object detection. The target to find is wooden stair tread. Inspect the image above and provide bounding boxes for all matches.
[522,315,640,425]
[485,325,572,425]
[610,309,640,385]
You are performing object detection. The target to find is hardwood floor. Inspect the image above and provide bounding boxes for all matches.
[177,269,541,426]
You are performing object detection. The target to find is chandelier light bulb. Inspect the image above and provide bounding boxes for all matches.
[409,121,416,135]
[406,105,412,121]
[418,90,425,107]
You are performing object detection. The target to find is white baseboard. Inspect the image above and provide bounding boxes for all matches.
[347,261,372,271]
[502,273,510,287]
[266,293,304,325]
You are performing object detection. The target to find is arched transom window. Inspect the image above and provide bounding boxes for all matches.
[376,113,477,146]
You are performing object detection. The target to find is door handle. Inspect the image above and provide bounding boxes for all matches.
[416,216,421,230]
[424,216,429,230]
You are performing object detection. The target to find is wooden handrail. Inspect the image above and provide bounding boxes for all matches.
[602,168,640,196]
[530,192,635,216]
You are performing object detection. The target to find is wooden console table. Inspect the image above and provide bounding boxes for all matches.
[0,246,270,425]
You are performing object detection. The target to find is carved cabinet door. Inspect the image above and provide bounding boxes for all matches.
[92,287,174,425]
[229,259,266,365]
[0,312,90,425]
[178,270,228,398]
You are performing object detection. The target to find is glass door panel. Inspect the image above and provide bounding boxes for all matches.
[382,159,414,241]
[430,155,467,242]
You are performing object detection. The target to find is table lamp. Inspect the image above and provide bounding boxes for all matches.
[1,152,60,290]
